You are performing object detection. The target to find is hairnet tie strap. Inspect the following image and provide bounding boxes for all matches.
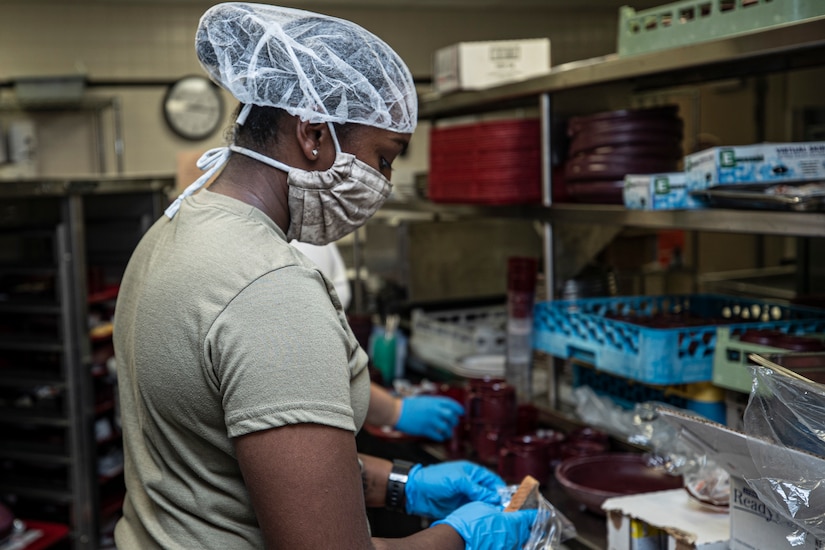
[164,147,232,219]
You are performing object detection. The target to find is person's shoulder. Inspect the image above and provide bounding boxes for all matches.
[290,241,336,268]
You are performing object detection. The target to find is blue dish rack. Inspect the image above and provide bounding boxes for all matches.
[533,294,825,385]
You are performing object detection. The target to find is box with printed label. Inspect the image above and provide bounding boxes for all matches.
[623,173,705,210]
[730,476,824,550]
[659,410,825,550]
[684,141,825,186]
[604,489,729,550]
[433,39,550,94]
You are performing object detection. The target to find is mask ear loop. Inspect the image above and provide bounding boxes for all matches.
[229,145,292,173]
[327,122,342,154]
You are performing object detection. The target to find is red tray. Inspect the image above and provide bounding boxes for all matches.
[430,119,542,205]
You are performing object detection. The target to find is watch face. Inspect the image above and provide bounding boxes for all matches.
[163,76,224,140]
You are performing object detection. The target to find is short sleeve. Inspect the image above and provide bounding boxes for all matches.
[207,265,360,438]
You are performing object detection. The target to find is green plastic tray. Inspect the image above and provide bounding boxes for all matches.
[618,0,825,57]
[711,326,825,392]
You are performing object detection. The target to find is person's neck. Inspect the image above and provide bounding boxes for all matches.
[209,156,290,233]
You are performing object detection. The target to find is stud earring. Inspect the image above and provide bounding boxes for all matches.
[312,149,318,157]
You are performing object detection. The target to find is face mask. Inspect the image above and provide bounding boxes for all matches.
[228,124,392,244]
[165,124,393,246]
[283,151,392,244]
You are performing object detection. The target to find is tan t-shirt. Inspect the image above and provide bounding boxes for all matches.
[113,190,370,549]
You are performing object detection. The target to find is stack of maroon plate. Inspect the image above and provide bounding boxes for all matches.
[564,106,684,204]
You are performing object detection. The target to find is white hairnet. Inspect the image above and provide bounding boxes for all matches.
[196,2,417,133]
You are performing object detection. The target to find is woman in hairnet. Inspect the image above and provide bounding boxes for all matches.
[113,3,535,549]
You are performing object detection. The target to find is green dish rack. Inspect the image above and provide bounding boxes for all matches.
[618,0,825,57]
[712,326,825,392]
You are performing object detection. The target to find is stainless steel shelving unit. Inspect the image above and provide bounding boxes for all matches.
[417,15,825,293]
[0,98,126,175]
[409,18,825,549]
[0,176,172,549]
[413,16,825,417]
[419,15,825,119]
[382,200,825,238]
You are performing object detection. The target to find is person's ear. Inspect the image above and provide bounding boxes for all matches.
[295,120,328,162]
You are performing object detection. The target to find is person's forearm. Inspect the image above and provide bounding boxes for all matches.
[359,455,465,549]
[365,383,401,427]
[372,524,464,550]
[358,453,393,508]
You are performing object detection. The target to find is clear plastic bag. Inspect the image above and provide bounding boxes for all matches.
[630,401,730,507]
[743,360,825,544]
[572,385,633,436]
[498,485,577,550]
[572,387,727,506]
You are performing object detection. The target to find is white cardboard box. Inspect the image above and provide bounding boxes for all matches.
[433,39,550,94]
[729,476,824,550]
[623,173,705,211]
[659,409,825,550]
[604,489,729,550]
[684,142,825,186]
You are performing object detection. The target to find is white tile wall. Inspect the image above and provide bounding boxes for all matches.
[0,1,620,178]
[1,3,202,79]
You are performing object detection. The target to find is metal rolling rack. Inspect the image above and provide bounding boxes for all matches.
[410,15,825,412]
[0,176,172,549]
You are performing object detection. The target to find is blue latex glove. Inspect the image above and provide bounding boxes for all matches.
[406,460,505,519]
[394,395,464,441]
[432,501,537,550]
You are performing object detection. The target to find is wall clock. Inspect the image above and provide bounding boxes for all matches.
[163,76,224,141]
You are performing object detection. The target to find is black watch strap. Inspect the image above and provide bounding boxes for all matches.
[385,460,415,514]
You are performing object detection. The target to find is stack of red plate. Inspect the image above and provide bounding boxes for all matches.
[429,119,542,205]
[563,106,684,204]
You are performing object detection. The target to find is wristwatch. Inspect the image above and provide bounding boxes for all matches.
[385,460,415,514]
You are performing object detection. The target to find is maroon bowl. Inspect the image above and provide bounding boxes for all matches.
[555,453,683,516]
[0,502,14,540]
[740,330,825,352]
[764,352,825,384]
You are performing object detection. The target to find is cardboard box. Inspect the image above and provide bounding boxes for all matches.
[659,409,825,550]
[684,142,825,186]
[623,173,706,211]
[604,489,730,550]
[433,39,550,94]
[729,476,824,550]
